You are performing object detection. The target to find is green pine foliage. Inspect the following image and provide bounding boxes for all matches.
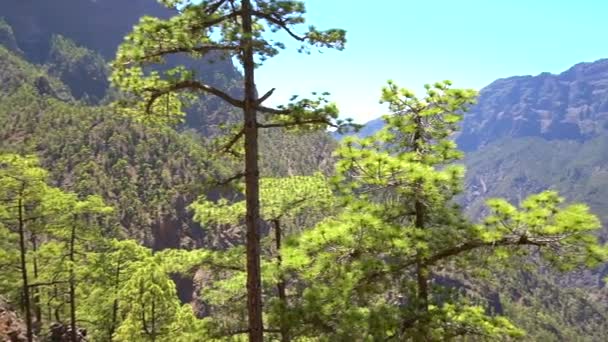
[0,154,209,341]
[270,81,607,340]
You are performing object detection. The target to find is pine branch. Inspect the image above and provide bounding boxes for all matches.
[128,44,239,65]
[424,233,569,266]
[218,127,245,154]
[251,10,306,42]
[256,88,276,105]
[144,80,243,114]
[257,118,335,129]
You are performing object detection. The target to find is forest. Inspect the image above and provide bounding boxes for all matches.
[1,1,608,341]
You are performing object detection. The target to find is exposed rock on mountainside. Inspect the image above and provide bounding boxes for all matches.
[457,59,608,151]
[1,0,171,62]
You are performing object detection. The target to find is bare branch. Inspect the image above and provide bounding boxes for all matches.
[190,9,243,31]
[216,172,246,186]
[424,233,567,266]
[255,105,290,115]
[256,88,276,105]
[205,0,228,15]
[221,328,282,337]
[28,280,69,288]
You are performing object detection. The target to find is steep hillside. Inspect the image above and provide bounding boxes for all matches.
[464,136,608,227]
[0,46,223,248]
[0,2,336,248]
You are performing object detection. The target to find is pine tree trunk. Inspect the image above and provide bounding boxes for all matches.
[273,219,290,342]
[413,114,429,341]
[17,195,33,342]
[151,299,156,342]
[241,0,264,340]
[108,261,121,341]
[415,199,428,311]
[31,233,42,331]
[414,198,429,341]
[69,223,77,342]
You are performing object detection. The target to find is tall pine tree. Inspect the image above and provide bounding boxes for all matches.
[111,2,346,339]
[279,81,607,340]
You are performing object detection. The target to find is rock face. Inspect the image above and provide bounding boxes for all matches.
[1,0,171,62]
[351,59,608,151]
[0,298,30,342]
[457,59,608,151]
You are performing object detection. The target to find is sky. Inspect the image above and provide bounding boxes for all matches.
[248,0,608,123]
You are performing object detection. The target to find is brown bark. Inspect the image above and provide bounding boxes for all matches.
[69,222,77,342]
[17,195,33,342]
[108,260,121,341]
[273,219,290,342]
[31,233,42,331]
[413,114,428,342]
[241,1,264,340]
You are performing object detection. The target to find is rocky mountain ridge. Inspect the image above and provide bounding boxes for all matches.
[458,59,608,150]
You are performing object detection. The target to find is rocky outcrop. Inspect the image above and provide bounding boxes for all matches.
[0,298,30,342]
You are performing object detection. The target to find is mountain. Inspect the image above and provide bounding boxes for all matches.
[457,59,608,151]
[1,0,171,62]
[451,59,608,231]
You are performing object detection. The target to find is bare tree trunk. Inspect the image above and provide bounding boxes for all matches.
[241,1,264,341]
[17,195,33,342]
[151,299,156,342]
[108,260,121,341]
[31,233,42,331]
[413,115,428,342]
[69,223,77,342]
[273,219,290,342]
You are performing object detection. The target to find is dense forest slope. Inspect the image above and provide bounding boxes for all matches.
[0,1,335,248]
[0,44,220,249]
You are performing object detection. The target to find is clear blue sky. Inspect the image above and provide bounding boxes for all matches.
[250,0,608,123]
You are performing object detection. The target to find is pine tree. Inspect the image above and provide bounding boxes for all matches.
[36,191,113,341]
[1,154,116,340]
[0,154,50,341]
[75,240,208,341]
[279,81,608,340]
[110,1,347,339]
